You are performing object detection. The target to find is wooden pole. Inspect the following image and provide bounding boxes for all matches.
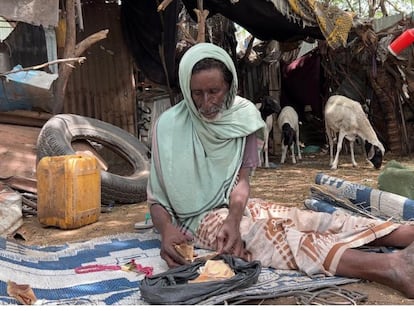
[53,0,109,115]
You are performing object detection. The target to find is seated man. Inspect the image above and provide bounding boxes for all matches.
[146,42,414,298]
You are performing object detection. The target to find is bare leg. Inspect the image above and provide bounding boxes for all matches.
[336,225,414,298]
[369,225,414,248]
[336,244,414,298]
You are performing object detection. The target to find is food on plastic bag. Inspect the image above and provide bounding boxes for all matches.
[189,259,235,283]
[140,254,261,304]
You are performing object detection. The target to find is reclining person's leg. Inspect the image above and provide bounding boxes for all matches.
[336,240,414,298]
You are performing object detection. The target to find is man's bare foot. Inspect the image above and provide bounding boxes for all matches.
[391,242,414,298]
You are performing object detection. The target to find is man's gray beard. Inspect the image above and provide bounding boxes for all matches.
[199,110,223,122]
[198,96,227,122]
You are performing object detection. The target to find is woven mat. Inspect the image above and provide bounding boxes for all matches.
[315,173,414,221]
[0,230,358,305]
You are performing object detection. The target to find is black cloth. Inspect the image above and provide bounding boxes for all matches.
[120,0,180,87]
[140,254,261,305]
[182,0,324,42]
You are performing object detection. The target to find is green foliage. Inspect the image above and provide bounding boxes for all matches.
[327,0,413,18]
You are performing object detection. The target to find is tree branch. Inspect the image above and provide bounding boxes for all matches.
[74,29,109,57]
[0,57,86,76]
[157,0,174,12]
[53,0,108,114]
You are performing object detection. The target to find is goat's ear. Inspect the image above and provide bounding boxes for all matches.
[365,142,375,160]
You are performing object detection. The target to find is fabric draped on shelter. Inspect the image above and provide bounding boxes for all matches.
[269,0,354,49]
[120,0,180,87]
[280,51,323,120]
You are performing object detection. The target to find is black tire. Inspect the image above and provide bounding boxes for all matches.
[36,114,150,204]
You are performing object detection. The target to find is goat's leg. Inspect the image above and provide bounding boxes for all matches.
[264,149,269,167]
[290,144,296,164]
[257,138,264,167]
[264,115,273,168]
[264,129,269,168]
[349,139,358,167]
[325,124,334,166]
[296,129,302,160]
[331,131,345,170]
[280,141,287,164]
[258,149,264,167]
[328,134,335,166]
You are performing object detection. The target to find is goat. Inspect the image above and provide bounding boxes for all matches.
[255,96,281,168]
[277,106,302,164]
[324,95,385,170]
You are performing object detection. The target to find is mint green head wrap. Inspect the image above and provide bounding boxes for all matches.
[178,42,238,117]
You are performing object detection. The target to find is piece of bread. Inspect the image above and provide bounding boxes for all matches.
[174,242,194,261]
[188,259,235,283]
[7,281,37,305]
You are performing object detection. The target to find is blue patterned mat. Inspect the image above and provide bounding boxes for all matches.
[0,230,358,305]
[315,173,414,221]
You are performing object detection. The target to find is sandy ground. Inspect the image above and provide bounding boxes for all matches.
[11,150,414,305]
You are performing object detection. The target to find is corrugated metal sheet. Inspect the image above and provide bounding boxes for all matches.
[65,1,136,135]
[239,61,281,103]
[239,60,281,153]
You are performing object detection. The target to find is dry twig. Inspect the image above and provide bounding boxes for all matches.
[0,57,86,76]
[157,0,174,12]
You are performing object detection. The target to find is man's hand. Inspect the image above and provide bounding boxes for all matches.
[215,166,251,261]
[216,217,249,261]
[150,203,194,268]
[160,223,193,268]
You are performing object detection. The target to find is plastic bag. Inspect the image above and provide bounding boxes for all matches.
[139,254,261,304]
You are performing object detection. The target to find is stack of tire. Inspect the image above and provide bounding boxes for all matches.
[36,114,150,204]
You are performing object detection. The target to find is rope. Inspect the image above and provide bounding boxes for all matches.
[294,285,368,305]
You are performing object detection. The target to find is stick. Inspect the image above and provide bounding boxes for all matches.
[0,57,86,76]
[157,0,174,12]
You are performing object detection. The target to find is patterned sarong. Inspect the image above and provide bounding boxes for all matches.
[195,198,399,277]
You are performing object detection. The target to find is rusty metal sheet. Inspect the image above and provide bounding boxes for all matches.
[0,0,58,27]
[0,123,39,193]
[0,176,37,193]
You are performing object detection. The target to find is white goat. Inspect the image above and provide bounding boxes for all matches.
[324,95,385,170]
[277,106,302,164]
[255,96,281,168]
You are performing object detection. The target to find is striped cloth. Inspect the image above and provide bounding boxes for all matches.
[196,198,399,276]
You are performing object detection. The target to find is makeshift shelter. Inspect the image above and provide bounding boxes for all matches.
[142,1,414,157]
[0,0,413,157]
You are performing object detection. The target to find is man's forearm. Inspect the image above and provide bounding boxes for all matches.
[227,167,250,223]
[150,203,173,235]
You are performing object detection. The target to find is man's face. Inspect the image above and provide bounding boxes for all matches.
[190,68,230,121]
